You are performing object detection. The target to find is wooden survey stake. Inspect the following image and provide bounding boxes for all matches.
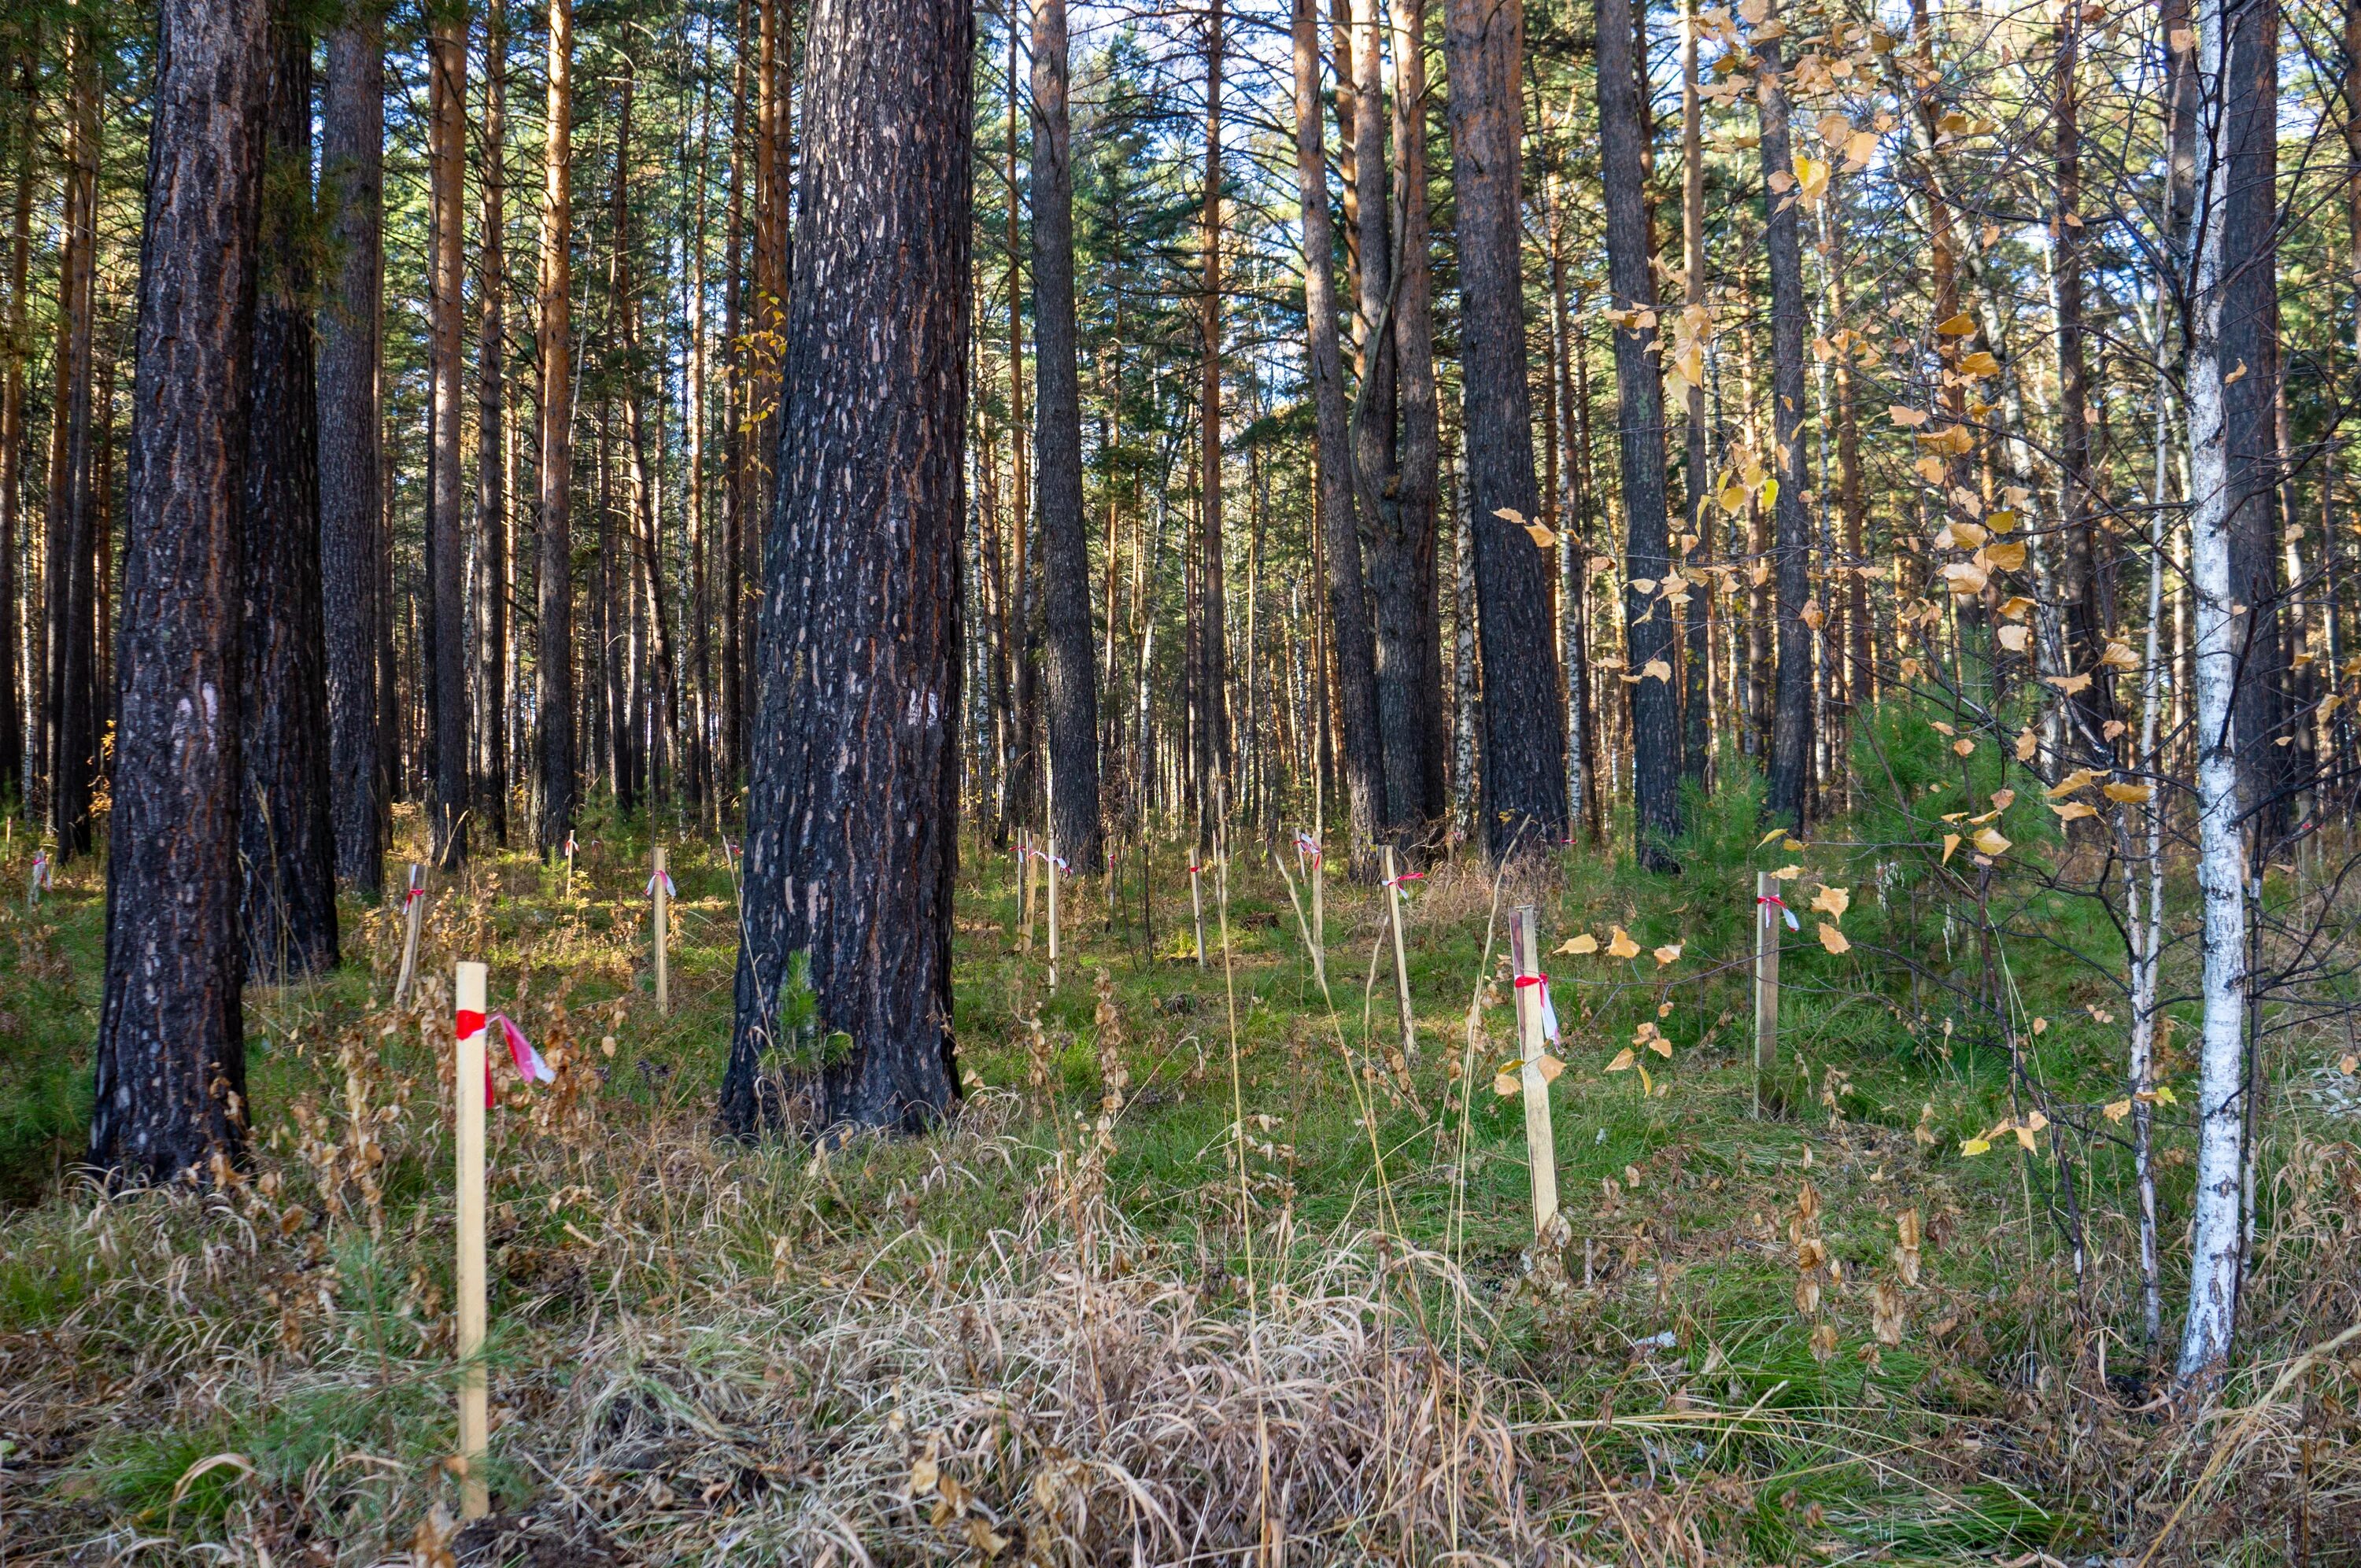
[1507,905,1560,1236]
[1046,832,1060,993]
[1382,847,1417,1067]
[453,962,490,1518]
[652,846,671,1016]
[394,864,426,1006]
[1753,870,1783,1120]
[1188,858,1206,967]
[563,831,575,901]
[1018,830,1037,952]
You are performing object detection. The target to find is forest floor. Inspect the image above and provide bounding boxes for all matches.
[2,764,2359,1563]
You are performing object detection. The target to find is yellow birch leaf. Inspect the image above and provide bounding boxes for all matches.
[1607,927,1641,959]
[1997,624,2030,651]
[1642,658,1674,683]
[1982,540,2027,571]
[1524,522,1559,548]
[1817,921,1851,954]
[1960,1135,1992,1157]
[1973,826,2011,856]
[1555,933,1599,955]
[2101,782,2154,803]
[1650,1032,1673,1057]
[1953,738,1975,756]
[1887,404,1929,427]
[1942,833,1962,863]
[1937,312,1979,336]
[1811,884,1850,919]
[1607,1049,1636,1072]
[1492,506,1527,526]
[2051,801,2098,821]
[1494,1072,1520,1097]
[2102,1098,2132,1122]
[1654,943,1683,965]
[1536,1053,1565,1083]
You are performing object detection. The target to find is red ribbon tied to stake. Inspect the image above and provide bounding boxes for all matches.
[646,871,677,898]
[456,1007,555,1108]
[1383,870,1424,889]
[1512,972,1561,1044]
[1292,832,1321,868]
[1757,893,1800,932]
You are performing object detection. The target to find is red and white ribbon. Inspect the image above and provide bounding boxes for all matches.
[456,1006,495,1108]
[1757,892,1799,932]
[1513,972,1561,1044]
[1292,832,1321,868]
[29,852,50,891]
[563,832,578,857]
[1383,869,1424,890]
[647,870,676,898]
[494,1013,555,1086]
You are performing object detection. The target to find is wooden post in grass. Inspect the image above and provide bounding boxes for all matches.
[1382,846,1417,1067]
[453,961,490,1518]
[1019,829,1036,952]
[394,863,426,1005]
[1046,832,1061,993]
[1753,869,1782,1120]
[1188,858,1206,967]
[652,846,671,1016]
[1507,905,1560,1236]
[1310,835,1325,989]
[563,832,575,901]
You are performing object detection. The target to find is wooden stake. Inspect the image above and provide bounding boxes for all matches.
[1189,858,1206,967]
[1382,846,1417,1067]
[1753,869,1782,1119]
[453,961,490,1518]
[1508,905,1560,1236]
[563,831,575,901]
[394,863,426,1006]
[1046,832,1060,993]
[1310,836,1326,988]
[652,845,671,1016]
[1019,829,1036,952]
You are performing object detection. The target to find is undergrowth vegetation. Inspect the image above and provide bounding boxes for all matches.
[3,762,2360,1563]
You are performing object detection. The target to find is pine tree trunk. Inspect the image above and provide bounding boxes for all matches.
[1195,0,1228,846]
[719,0,748,795]
[2052,5,2108,758]
[0,51,30,810]
[428,8,468,865]
[1755,17,1814,832]
[240,14,338,982]
[89,0,271,1182]
[1293,0,1384,867]
[45,29,99,859]
[1679,0,1710,785]
[722,0,970,1138]
[1591,0,1676,864]
[1394,0,1447,830]
[477,0,509,843]
[1029,0,1102,873]
[2180,0,2251,1382]
[1446,0,1565,858]
[535,0,576,855]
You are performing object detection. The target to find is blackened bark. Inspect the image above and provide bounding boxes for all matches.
[1030,0,1102,872]
[1756,22,1813,831]
[0,56,28,810]
[2052,4,2108,757]
[1445,0,1565,858]
[1295,0,1385,865]
[536,0,575,855]
[318,5,383,895]
[2221,0,2289,844]
[722,0,969,1137]
[90,0,270,1182]
[428,9,468,865]
[1196,1,1228,844]
[1592,0,1677,864]
[1395,0,1447,831]
[46,31,98,860]
[241,16,338,982]
[1679,0,1710,786]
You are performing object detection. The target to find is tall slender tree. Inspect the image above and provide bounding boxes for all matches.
[1755,9,1813,830]
[45,23,99,859]
[1195,0,1228,843]
[1030,0,1101,872]
[536,0,575,856]
[0,50,31,812]
[476,0,509,842]
[722,0,970,1136]
[1678,0,1710,785]
[319,0,384,895]
[1591,0,1677,863]
[1446,0,1565,857]
[427,1,468,865]
[89,0,272,1181]
[241,12,338,980]
[1294,0,1384,865]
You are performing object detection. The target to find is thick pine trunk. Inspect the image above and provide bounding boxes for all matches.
[1756,20,1814,832]
[722,0,969,1137]
[535,0,575,855]
[1591,0,1677,863]
[1195,2,1228,846]
[1393,0,1447,829]
[45,31,99,860]
[1446,0,1565,858]
[429,8,468,865]
[1679,0,1710,785]
[2051,6,2107,758]
[240,16,338,982]
[0,56,29,810]
[90,0,270,1181]
[1029,0,1102,873]
[477,0,509,842]
[1293,0,1385,866]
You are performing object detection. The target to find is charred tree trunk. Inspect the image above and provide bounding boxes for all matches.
[1029,0,1102,872]
[46,29,99,859]
[1592,0,1677,864]
[722,0,970,1137]
[1195,0,1228,846]
[535,0,575,855]
[0,53,30,811]
[240,16,338,982]
[1294,0,1385,865]
[1756,17,1814,831]
[1446,0,1565,858]
[1392,0,1446,832]
[477,0,509,842]
[90,0,271,1181]
[1679,0,1710,785]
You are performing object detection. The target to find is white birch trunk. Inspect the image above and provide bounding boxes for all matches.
[2178,0,2250,1381]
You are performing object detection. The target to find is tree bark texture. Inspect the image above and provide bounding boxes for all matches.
[90,0,271,1182]
[477,0,508,842]
[536,0,575,856]
[1756,23,1814,832]
[1446,0,1565,858]
[1592,0,1677,863]
[0,55,30,810]
[240,16,338,982]
[1294,0,1385,867]
[1195,0,1228,843]
[428,7,468,866]
[1029,0,1102,872]
[723,0,970,1137]
[1391,0,1447,831]
[319,4,382,895]
[45,29,99,859]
